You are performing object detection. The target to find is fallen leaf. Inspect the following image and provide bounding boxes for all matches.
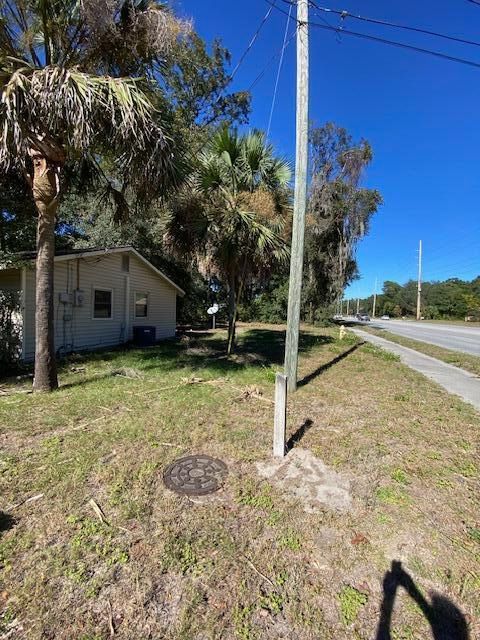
[351,532,370,545]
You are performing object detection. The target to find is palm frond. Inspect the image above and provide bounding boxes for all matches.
[0,61,170,176]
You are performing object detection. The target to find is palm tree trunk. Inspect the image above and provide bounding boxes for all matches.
[30,152,61,392]
[227,276,236,356]
[227,256,249,355]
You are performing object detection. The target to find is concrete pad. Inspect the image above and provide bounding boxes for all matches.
[256,447,351,513]
[351,328,480,412]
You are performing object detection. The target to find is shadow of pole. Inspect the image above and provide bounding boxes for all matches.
[297,342,365,388]
[0,511,16,534]
[376,561,469,640]
[286,418,314,452]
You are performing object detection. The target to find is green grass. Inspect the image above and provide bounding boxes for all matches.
[362,326,480,377]
[338,586,368,626]
[0,323,478,639]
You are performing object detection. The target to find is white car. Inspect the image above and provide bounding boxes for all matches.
[381,315,390,320]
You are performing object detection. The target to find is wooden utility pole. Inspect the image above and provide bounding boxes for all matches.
[284,0,309,392]
[416,240,422,320]
[273,373,287,457]
[372,278,378,318]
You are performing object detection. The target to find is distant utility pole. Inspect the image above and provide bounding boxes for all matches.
[284,0,309,392]
[356,298,360,314]
[416,240,423,320]
[372,278,378,318]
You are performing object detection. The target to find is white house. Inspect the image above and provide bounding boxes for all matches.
[0,246,185,361]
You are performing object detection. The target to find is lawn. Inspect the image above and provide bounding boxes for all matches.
[0,324,478,639]
[361,325,480,377]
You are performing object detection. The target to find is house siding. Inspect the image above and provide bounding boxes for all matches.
[20,251,178,361]
[128,255,177,340]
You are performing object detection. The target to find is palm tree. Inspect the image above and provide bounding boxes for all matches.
[167,127,291,354]
[0,1,188,391]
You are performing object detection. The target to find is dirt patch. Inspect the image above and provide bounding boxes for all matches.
[256,447,352,513]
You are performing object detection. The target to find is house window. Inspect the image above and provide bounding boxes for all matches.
[93,289,113,319]
[135,292,148,318]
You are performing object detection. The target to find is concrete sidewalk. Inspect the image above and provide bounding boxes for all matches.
[350,328,480,412]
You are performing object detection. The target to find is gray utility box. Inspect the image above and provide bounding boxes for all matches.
[132,326,156,346]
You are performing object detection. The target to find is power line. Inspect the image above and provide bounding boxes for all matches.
[266,0,480,70]
[267,1,293,139]
[230,3,276,81]
[188,3,277,156]
[248,29,297,92]
[308,20,480,70]
[308,0,480,49]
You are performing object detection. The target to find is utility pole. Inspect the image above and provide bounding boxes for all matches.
[356,298,360,314]
[284,0,309,392]
[372,278,378,318]
[416,240,422,320]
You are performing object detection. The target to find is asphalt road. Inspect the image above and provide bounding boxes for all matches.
[350,319,480,356]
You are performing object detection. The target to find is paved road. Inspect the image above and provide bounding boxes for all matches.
[351,319,480,356]
[351,328,480,412]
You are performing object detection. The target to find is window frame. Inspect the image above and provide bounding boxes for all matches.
[134,291,149,319]
[92,287,114,320]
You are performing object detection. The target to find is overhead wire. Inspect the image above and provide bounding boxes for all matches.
[248,29,297,92]
[266,0,293,139]
[189,3,277,156]
[307,0,480,49]
[265,0,480,70]
[308,20,480,70]
[260,1,480,282]
[229,3,276,81]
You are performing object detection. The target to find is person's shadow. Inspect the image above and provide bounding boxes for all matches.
[376,561,469,640]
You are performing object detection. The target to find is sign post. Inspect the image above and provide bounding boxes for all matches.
[207,303,219,330]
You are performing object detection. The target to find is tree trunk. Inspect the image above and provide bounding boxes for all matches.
[30,150,62,392]
[227,277,236,356]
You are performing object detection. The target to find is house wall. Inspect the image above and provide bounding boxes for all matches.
[22,252,178,361]
[128,254,177,340]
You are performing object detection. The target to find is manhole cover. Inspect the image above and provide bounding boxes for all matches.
[163,455,228,496]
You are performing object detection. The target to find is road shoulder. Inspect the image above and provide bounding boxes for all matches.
[361,326,480,377]
[350,327,480,412]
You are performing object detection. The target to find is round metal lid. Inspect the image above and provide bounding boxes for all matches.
[163,455,228,496]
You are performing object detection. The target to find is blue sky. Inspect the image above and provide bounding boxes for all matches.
[178,0,480,298]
